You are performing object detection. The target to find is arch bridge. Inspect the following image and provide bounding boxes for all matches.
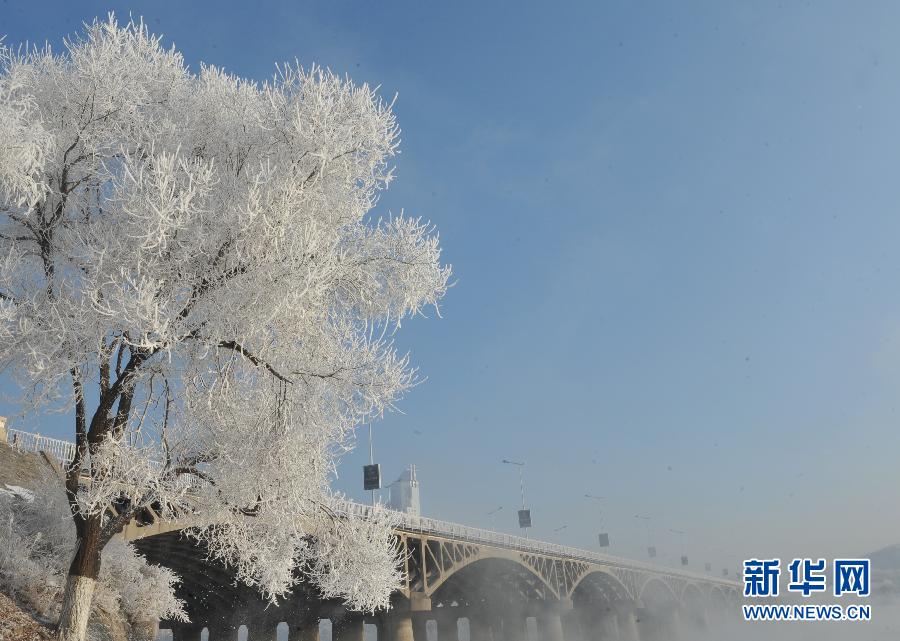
[3,428,740,641]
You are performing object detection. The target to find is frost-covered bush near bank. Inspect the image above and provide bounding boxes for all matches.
[0,475,186,624]
[0,13,448,641]
[97,538,186,626]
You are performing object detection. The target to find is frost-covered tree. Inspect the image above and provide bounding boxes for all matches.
[0,16,449,641]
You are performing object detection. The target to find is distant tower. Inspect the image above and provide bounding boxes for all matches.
[387,465,421,516]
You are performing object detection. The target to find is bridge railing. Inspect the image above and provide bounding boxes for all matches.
[4,427,735,587]
[329,498,732,585]
[6,429,76,465]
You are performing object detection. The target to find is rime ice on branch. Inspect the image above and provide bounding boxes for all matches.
[0,15,449,641]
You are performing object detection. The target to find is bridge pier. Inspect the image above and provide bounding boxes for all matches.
[632,604,683,641]
[683,605,708,631]
[372,615,388,641]
[615,606,640,641]
[246,621,277,641]
[296,620,321,641]
[412,616,429,641]
[333,617,366,641]
[386,615,415,641]
[169,624,204,641]
[634,607,661,641]
[537,598,576,641]
[467,614,493,641]
[437,615,458,641]
[665,605,683,640]
[538,613,564,641]
[381,594,432,641]
[561,612,583,641]
[498,614,525,641]
[583,609,618,641]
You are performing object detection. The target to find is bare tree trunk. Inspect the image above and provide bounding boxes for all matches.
[57,516,102,641]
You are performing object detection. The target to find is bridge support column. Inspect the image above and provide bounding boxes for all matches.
[334,618,366,641]
[246,622,275,641]
[437,616,458,641]
[664,606,683,640]
[413,617,430,641]
[297,621,320,641]
[406,595,432,641]
[599,611,619,640]
[538,598,574,641]
[538,613,564,641]
[634,607,663,641]
[386,615,415,641]
[616,607,639,641]
[384,595,431,641]
[468,615,492,641]
[170,625,203,641]
[373,616,388,641]
[500,615,525,641]
[684,605,708,631]
[582,610,618,641]
[561,612,583,641]
[205,625,236,641]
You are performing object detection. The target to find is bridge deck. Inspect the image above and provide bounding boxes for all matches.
[334,499,734,587]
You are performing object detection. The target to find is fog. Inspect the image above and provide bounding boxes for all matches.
[335,603,900,641]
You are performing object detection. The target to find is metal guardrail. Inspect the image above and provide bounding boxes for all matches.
[4,428,736,587]
[6,428,76,465]
[331,499,735,586]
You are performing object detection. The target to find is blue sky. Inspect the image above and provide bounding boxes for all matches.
[3,1,900,573]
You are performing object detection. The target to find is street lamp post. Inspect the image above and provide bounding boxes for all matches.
[362,423,381,506]
[502,459,530,538]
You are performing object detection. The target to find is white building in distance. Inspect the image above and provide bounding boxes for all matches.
[387,465,420,516]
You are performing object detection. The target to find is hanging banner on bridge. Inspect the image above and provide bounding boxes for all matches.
[682,555,689,566]
[518,509,532,528]
[598,533,610,547]
[648,546,657,558]
[363,464,381,490]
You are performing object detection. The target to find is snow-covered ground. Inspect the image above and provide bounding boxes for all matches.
[0,484,34,501]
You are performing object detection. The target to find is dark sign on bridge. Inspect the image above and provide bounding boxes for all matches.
[518,509,532,528]
[363,464,381,491]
